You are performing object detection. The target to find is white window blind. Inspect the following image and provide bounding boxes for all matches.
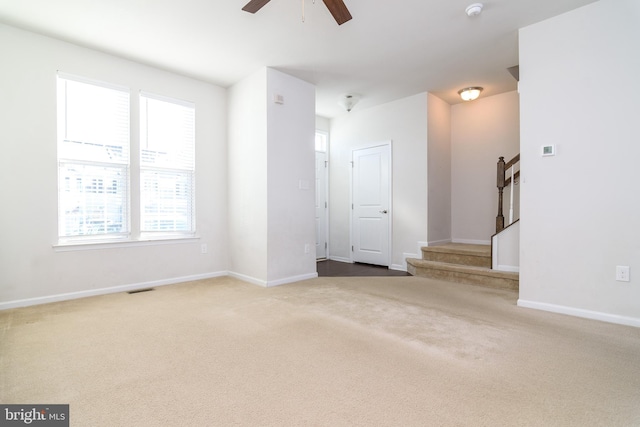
[140,93,195,235]
[57,74,130,240]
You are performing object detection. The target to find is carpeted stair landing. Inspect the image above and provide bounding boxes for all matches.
[406,243,519,290]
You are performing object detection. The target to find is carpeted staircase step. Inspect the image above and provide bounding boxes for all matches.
[420,243,491,268]
[406,258,519,291]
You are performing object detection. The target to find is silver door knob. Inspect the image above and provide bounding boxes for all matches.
[379,210,388,214]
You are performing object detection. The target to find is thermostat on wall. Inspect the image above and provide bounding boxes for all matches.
[542,145,555,156]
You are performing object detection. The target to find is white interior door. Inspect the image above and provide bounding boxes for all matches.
[352,144,391,266]
[315,151,328,259]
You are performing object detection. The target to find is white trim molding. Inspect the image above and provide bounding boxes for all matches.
[452,238,491,245]
[496,265,520,273]
[390,263,407,272]
[328,256,352,264]
[266,273,318,287]
[400,252,418,271]
[228,271,318,288]
[0,271,226,311]
[426,239,450,247]
[227,271,267,287]
[518,299,640,328]
[53,236,200,252]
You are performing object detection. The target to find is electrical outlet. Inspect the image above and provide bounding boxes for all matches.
[201,243,208,254]
[304,243,310,254]
[616,266,630,282]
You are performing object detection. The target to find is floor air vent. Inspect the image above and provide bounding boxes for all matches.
[127,288,155,294]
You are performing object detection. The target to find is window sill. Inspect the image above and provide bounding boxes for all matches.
[53,236,200,252]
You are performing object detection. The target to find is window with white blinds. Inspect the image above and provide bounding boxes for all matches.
[57,74,130,240]
[140,93,195,236]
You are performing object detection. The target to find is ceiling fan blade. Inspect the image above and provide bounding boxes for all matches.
[322,0,352,25]
[242,0,271,14]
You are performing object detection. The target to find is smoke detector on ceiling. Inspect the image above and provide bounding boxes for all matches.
[465,3,483,17]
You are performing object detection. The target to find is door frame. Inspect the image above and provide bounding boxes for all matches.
[350,141,392,266]
[315,149,329,259]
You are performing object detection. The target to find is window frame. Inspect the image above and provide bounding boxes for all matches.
[56,73,131,243]
[54,73,198,249]
[139,91,196,238]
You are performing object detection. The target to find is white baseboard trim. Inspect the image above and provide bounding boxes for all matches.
[390,263,407,272]
[427,239,451,247]
[227,271,267,287]
[328,256,352,263]
[267,272,318,287]
[0,271,227,311]
[228,271,318,288]
[452,238,491,245]
[400,252,418,271]
[496,265,520,273]
[517,299,640,328]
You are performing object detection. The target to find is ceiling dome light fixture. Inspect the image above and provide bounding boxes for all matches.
[458,87,483,101]
[338,94,360,112]
[465,3,483,17]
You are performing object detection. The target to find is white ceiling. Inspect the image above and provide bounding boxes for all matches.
[0,0,597,118]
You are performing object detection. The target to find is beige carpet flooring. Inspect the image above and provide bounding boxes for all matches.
[1,276,640,426]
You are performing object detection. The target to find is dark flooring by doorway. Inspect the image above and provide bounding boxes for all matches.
[316,259,411,277]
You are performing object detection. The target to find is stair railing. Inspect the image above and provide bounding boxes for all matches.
[496,154,520,233]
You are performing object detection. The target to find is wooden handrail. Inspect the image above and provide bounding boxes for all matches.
[496,154,520,233]
[504,153,520,171]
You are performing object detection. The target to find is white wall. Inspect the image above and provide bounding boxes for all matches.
[316,116,330,134]
[330,91,518,263]
[265,68,317,284]
[427,94,452,245]
[329,94,429,269]
[228,68,316,286]
[227,69,269,282]
[518,0,640,325]
[0,25,228,306]
[451,91,520,244]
